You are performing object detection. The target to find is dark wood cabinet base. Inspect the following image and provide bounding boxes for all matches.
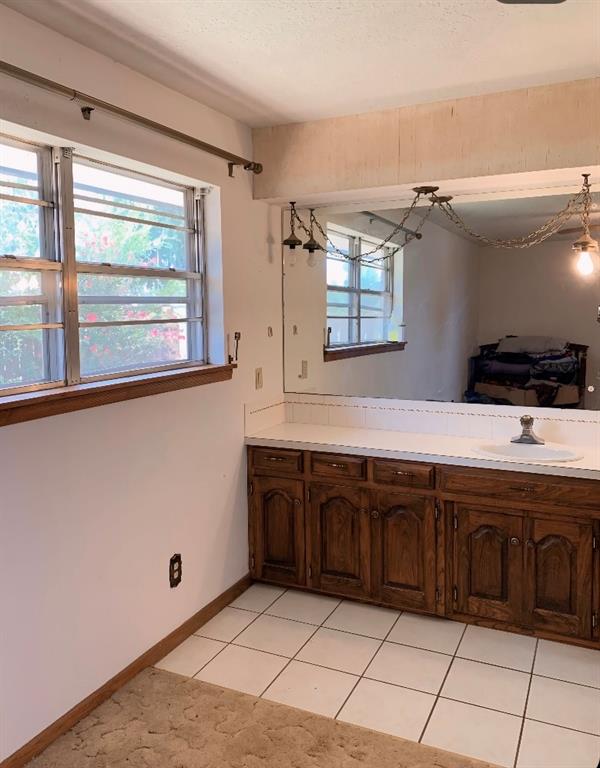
[248,446,600,650]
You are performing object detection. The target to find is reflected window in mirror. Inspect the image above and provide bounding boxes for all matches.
[326,227,396,347]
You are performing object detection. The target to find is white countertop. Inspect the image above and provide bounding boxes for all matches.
[245,422,600,480]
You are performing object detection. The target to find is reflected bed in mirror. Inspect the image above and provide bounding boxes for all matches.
[283,187,600,410]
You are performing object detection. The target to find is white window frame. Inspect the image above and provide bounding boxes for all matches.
[326,227,393,347]
[0,135,207,396]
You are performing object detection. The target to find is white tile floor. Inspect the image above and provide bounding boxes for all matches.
[155,585,600,768]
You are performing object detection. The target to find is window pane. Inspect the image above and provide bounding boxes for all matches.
[360,318,386,343]
[360,293,384,316]
[327,257,351,288]
[74,211,188,270]
[79,303,188,323]
[0,199,43,259]
[360,264,385,291]
[327,289,354,316]
[0,142,39,190]
[0,305,43,325]
[327,231,350,257]
[0,328,62,389]
[327,318,352,346]
[80,322,191,376]
[73,162,188,270]
[0,269,42,297]
[77,273,187,299]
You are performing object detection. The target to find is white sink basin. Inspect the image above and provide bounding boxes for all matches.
[475,442,582,463]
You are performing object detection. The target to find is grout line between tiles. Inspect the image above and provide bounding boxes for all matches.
[192,587,290,679]
[531,671,600,691]
[333,610,404,721]
[513,639,538,768]
[257,597,342,699]
[523,717,600,739]
[417,622,469,744]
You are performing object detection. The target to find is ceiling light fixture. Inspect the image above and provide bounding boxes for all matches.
[572,174,599,277]
[282,201,302,249]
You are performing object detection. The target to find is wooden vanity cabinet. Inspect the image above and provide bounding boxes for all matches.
[371,490,437,613]
[247,446,600,648]
[249,475,306,586]
[307,482,371,599]
[450,502,525,625]
[523,515,593,639]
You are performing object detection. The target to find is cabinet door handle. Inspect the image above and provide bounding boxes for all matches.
[371,510,380,519]
[527,539,535,548]
[510,537,521,546]
[294,498,302,506]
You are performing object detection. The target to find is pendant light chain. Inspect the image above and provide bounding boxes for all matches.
[432,187,587,249]
[283,175,594,260]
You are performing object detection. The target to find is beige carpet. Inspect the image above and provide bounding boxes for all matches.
[28,668,497,767]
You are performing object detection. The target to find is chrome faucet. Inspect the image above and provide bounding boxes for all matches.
[511,415,545,445]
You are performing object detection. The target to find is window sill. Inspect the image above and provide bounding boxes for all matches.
[0,364,236,427]
[323,341,407,362]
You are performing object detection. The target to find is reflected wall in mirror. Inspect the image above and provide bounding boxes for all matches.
[283,187,600,410]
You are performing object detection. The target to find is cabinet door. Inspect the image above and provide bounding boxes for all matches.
[372,491,437,612]
[309,482,370,599]
[453,504,524,624]
[525,516,593,639]
[251,476,305,586]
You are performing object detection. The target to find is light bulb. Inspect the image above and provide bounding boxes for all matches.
[576,249,595,277]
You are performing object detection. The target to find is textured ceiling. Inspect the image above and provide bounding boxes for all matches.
[3,0,600,127]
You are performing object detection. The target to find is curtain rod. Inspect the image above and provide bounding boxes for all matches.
[0,60,263,176]
[362,210,420,238]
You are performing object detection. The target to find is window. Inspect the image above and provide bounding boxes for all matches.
[0,136,207,397]
[326,227,393,347]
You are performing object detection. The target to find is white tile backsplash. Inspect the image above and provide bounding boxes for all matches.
[279,394,600,449]
[327,405,366,428]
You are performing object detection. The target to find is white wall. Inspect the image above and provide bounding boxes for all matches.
[477,240,600,409]
[0,7,282,760]
[284,214,480,400]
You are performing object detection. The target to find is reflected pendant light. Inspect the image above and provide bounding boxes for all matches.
[572,174,599,277]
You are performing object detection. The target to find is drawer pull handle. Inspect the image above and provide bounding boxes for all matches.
[267,456,288,462]
[510,537,521,546]
[509,485,536,493]
[371,510,380,519]
[327,462,347,469]
[393,470,413,477]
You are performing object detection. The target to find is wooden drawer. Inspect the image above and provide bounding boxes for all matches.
[251,447,303,475]
[372,459,434,489]
[439,466,600,512]
[311,453,367,481]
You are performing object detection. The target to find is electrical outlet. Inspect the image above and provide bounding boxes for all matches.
[255,367,263,389]
[169,553,182,588]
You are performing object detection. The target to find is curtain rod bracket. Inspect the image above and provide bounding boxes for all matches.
[0,59,264,176]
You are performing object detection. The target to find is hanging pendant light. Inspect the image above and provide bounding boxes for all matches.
[303,209,323,255]
[282,202,302,249]
[572,174,598,277]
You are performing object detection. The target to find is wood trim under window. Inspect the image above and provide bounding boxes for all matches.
[0,363,235,427]
[323,341,406,362]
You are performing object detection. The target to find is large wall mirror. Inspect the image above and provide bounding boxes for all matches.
[283,183,600,410]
